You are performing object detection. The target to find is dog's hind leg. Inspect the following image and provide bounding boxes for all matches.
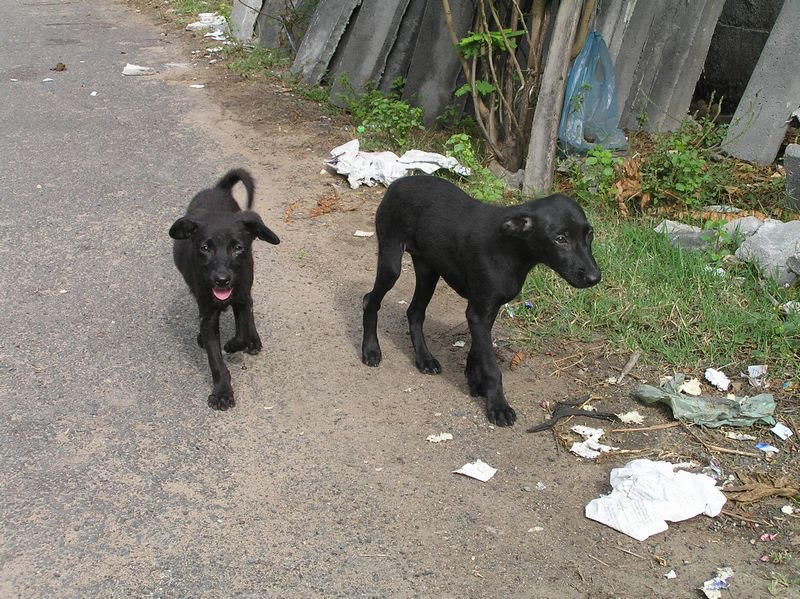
[361,239,403,367]
[225,300,262,355]
[200,310,235,410]
[407,255,441,374]
[465,301,516,426]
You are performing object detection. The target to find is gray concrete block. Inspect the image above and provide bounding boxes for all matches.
[620,0,724,132]
[328,0,411,107]
[735,220,800,285]
[722,1,800,164]
[255,0,287,49]
[290,0,360,85]
[654,219,715,251]
[723,216,763,239]
[230,0,263,41]
[379,0,426,94]
[402,0,476,126]
[786,144,800,211]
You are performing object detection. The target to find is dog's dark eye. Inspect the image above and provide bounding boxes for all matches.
[233,244,245,254]
[199,243,210,253]
[554,234,568,245]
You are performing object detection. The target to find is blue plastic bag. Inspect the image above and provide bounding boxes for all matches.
[558,32,627,154]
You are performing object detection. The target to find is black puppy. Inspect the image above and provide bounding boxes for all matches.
[169,169,280,410]
[361,175,601,426]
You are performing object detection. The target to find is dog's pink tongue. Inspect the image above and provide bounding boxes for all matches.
[213,287,233,301]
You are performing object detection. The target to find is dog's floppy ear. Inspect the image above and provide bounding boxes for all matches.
[240,211,280,245]
[169,217,198,239]
[501,212,535,237]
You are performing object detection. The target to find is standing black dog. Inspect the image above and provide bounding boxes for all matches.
[169,169,280,410]
[361,175,601,426]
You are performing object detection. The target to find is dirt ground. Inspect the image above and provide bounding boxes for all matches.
[13,1,799,596]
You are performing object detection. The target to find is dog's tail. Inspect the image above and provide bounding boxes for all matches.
[216,168,255,209]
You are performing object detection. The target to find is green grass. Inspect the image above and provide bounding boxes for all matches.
[515,213,799,377]
[225,45,291,78]
[169,0,231,18]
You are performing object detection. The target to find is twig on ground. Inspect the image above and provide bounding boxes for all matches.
[588,554,611,568]
[611,422,681,433]
[615,350,641,385]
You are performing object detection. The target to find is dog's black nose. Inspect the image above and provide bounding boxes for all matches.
[585,271,602,286]
[214,275,231,287]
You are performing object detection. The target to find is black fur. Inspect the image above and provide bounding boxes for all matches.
[169,168,280,410]
[361,175,601,426]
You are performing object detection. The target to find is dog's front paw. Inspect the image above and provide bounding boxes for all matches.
[224,335,262,355]
[361,344,382,367]
[208,385,235,410]
[486,402,516,427]
[415,356,441,375]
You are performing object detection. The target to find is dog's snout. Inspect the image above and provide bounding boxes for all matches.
[585,270,601,286]
[214,274,231,287]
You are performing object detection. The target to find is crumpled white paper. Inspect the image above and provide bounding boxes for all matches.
[701,567,734,599]
[186,12,227,32]
[570,425,618,459]
[122,63,155,76]
[585,459,726,541]
[453,459,496,482]
[704,368,731,391]
[325,139,471,189]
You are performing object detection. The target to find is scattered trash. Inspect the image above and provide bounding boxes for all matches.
[664,570,677,579]
[10,78,18,82]
[704,368,731,391]
[726,473,799,504]
[771,422,793,441]
[747,365,768,378]
[634,374,775,427]
[723,431,756,441]
[755,442,779,454]
[353,230,374,237]
[760,533,777,542]
[452,340,466,348]
[42,78,54,82]
[186,12,227,32]
[504,303,515,319]
[700,567,733,599]
[529,526,544,532]
[50,62,66,72]
[678,377,702,396]
[535,481,546,491]
[189,84,205,88]
[204,30,227,41]
[453,459,497,482]
[523,300,535,309]
[122,63,155,76]
[528,398,620,433]
[427,432,453,443]
[90,91,98,97]
[325,139,471,189]
[782,300,800,316]
[585,459,726,541]
[570,425,618,459]
[782,505,795,515]
[616,411,644,425]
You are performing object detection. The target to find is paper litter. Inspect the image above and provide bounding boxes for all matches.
[755,442,779,454]
[770,422,793,441]
[633,374,775,427]
[700,567,733,599]
[189,84,205,89]
[186,12,227,32]
[723,431,756,441]
[90,91,98,96]
[325,139,471,189]
[353,230,374,238]
[453,459,496,482]
[616,410,644,425]
[704,368,731,391]
[678,377,702,396]
[782,505,794,515]
[426,432,453,443]
[585,459,726,541]
[122,63,155,76]
[452,340,466,348]
[664,570,677,579]
[42,78,54,82]
[570,425,618,459]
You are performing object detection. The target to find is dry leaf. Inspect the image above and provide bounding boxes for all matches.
[309,193,338,218]
[510,351,526,370]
